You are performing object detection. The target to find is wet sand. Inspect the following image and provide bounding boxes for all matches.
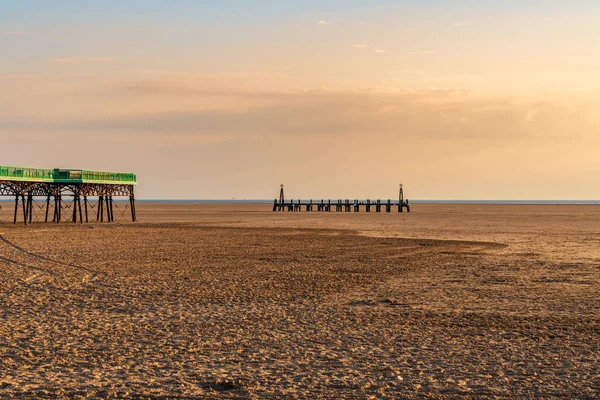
[0,203,599,398]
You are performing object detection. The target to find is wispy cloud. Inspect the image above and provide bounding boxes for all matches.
[86,57,114,62]
[353,44,386,54]
[318,20,330,25]
[407,50,436,55]
[3,30,25,36]
[386,70,428,75]
[48,57,114,64]
[3,86,587,145]
[454,22,464,27]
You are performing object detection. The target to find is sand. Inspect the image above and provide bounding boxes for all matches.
[0,203,599,398]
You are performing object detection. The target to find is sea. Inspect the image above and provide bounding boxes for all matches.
[135,200,600,205]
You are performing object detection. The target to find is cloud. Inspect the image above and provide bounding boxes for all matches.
[1,87,591,147]
[407,50,435,55]
[3,30,25,35]
[86,57,114,62]
[454,22,464,27]
[386,70,428,75]
[48,57,114,64]
[318,20,330,25]
[353,44,386,54]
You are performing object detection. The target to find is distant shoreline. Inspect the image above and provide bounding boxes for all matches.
[134,199,600,205]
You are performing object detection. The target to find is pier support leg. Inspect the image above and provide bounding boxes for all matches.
[57,194,62,223]
[53,196,58,222]
[98,195,103,222]
[21,195,27,225]
[78,195,83,223]
[13,195,19,225]
[109,196,114,222]
[105,195,111,222]
[72,195,78,223]
[84,196,89,223]
[28,194,33,224]
[129,194,136,222]
[45,194,51,223]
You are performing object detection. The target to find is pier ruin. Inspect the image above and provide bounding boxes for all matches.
[273,184,410,213]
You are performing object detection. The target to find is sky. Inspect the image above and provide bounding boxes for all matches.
[1,0,599,199]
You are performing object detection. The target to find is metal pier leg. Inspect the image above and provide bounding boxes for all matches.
[97,196,102,222]
[107,196,113,222]
[57,194,62,223]
[84,196,89,223]
[28,194,33,224]
[53,196,58,222]
[13,195,19,224]
[21,195,27,225]
[78,195,83,223]
[72,195,78,223]
[109,196,114,222]
[45,194,51,223]
[129,194,136,222]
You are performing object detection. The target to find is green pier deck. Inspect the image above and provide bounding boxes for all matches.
[0,166,136,185]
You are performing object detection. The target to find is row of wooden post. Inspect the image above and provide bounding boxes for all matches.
[273,199,410,212]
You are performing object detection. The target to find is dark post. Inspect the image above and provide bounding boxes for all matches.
[21,194,27,225]
[130,190,137,222]
[398,184,404,213]
[72,194,78,223]
[78,194,83,223]
[53,195,58,223]
[109,196,114,222]
[366,199,371,212]
[98,195,104,222]
[26,193,33,224]
[84,196,89,223]
[57,194,62,223]
[13,194,19,224]
[279,184,285,211]
[45,194,51,223]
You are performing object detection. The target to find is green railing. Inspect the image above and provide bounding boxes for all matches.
[0,166,136,184]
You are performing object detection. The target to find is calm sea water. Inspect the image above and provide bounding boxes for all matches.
[135,200,600,205]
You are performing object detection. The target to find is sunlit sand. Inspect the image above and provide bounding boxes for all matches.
[1,203,598,398]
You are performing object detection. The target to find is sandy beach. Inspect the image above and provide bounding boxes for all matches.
[0,203,599,398]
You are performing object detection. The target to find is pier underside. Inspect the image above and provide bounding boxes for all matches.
[0,181,136,225]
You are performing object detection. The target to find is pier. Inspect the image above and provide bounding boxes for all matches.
[273,184,410,213]
[0,166,136,225]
